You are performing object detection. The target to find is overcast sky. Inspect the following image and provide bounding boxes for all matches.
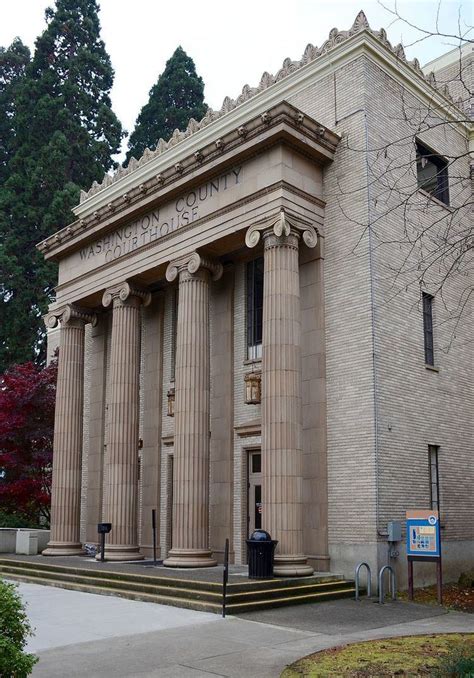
[1,1,471,157]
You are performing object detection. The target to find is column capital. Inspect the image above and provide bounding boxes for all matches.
[45,304,98,329]
[102,281,151,309]
[245,208,318,250]
[166,251,223,283]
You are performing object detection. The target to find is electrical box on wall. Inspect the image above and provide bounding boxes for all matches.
[387,521,402,542]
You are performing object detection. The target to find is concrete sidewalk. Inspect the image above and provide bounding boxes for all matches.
[15,582,474,678]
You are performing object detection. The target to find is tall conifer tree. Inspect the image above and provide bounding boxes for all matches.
[0,0,123,371]
[0,39,31,185]
[126,46,207,163]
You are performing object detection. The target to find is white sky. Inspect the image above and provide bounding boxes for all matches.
[1,0,471,158]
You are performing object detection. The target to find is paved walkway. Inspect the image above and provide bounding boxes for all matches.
[14,581,474,678]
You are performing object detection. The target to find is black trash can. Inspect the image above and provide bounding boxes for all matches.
[246,530,278,579]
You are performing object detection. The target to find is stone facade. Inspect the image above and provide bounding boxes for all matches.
[41,13,472,587]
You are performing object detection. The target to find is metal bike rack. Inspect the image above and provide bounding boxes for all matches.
[354,562,372,600]
[378,565,396,604]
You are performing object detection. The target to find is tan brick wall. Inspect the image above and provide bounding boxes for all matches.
[364,57,473,544]
[427,47,473,118]
[289,51,473,581]
[290,56,379,548]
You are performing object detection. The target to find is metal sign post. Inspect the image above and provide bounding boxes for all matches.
[152,509,157,566]
[97,523,112,563]
[406,510,442,604]
[222,538,229,618]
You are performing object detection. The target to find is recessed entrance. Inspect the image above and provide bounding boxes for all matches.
[247,450,262,537]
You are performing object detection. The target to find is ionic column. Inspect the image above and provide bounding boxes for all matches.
[246,209,318,576]
[163,252,222,568]
[43,305,97,556]
[100,281,151,561]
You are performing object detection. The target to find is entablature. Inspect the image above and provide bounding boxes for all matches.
[37,101,339,263]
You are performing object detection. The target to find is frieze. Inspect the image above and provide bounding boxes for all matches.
[78,167,242,265]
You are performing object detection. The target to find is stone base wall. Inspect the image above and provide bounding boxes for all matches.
[330,540,474,590]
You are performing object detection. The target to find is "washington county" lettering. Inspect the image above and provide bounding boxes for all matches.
[80,167,242,263]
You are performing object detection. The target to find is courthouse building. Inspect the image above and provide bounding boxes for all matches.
[39,13,473,583]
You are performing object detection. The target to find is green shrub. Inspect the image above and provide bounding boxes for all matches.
[0,579,38,677]
[433,644,474,677]
[0,511,40,529]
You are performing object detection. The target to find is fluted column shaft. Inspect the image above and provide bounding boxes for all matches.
[164,253,222,568]
[43,306,94,557]
[246,211,315,575]
[100,282,150,561]
[262,230,312,575]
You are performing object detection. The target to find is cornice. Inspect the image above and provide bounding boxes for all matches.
[74,11,469,213]
[37,102,338,261]
[36,13,471,261]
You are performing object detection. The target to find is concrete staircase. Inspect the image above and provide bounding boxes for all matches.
[0,558,357,614]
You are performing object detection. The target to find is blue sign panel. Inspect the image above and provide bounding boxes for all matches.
[406,510,440,558]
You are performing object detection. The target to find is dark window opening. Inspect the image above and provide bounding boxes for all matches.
[429,445,440,512]
[416,141,449,205]
[170,288,179,381]
[422,292,434,366]
[246,257,264,360]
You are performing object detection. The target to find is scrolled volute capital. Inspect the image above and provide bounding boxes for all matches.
[245,208,318,249]
[102,281,151,308]
[166,252,223,282]
[44,304,98,329]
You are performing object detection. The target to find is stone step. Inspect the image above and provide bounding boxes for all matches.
[225,579,355,604]
[0,559,222,592]
[2,572,222,613]
[0,559,358,614]
[226,586,357,613]
[0,565,222,603]
[0,562,353,604]
[0,558,343,592]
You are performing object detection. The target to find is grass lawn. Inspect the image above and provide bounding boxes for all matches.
[281,634,474,677]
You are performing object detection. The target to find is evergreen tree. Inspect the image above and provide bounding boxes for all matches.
[0,0,123,371]
[126,46,207,163]
[0,38,31,184]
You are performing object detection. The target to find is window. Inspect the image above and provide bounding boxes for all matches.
[429,445,440,511]
[422,292,434,366]
[246,257,264,360]
[416,141,449,205]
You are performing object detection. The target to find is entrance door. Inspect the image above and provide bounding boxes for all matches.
[247,450,262,536]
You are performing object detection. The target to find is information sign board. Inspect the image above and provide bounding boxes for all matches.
[406,510,440,558]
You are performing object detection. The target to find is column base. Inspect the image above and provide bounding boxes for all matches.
[96,545,144,562]
[274,554,314,577]
[163,548,217,568]
[42,541,84,557]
